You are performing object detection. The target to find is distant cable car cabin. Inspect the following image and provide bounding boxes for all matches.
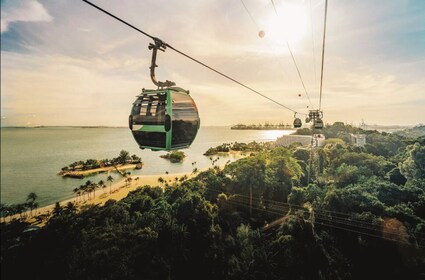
[129,87,200,151]
[293,118,302,128]
[128,40,200,151]
[293,112,303,128]
[314,118,324,129]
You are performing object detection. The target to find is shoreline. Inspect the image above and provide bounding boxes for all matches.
[4,155,246,225]
[6,170,203,224]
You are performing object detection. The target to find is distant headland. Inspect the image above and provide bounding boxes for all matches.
[231,123,295,130]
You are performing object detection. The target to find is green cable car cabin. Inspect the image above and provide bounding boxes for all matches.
[129,87,200,151]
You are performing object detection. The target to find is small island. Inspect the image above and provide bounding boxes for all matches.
[160,151,186,163]
[204,141,272,156]
[58,150,142,178]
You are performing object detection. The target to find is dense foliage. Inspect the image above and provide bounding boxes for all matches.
[2,123,425,280]
[204,141,273,156]
[160,151,186,163]
[60,150,142,172]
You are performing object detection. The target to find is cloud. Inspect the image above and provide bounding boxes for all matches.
[1,0,53,33]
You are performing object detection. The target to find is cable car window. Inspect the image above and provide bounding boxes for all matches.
[172,92,198,121]
[171,92,200,147]
[132,92,167,125]
[132,131,166,148]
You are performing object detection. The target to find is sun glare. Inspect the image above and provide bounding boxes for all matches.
[265,2,307,44]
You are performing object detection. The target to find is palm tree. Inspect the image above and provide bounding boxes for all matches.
[53,202,62,216]
[32,202,39,216]
[158,177,165,187]
[85,180,93,199]
[26,192,38,216]
[16,203,27,219]
[192,167,199,175]
[65,202,77,214]
[98,180,106,193]
[79,184,87,201]
[91,182,98,199]
[107,175,114,193]
[73,187,79,201]
[27,192,38,202]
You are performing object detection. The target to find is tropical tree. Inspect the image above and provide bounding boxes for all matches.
[52,202,63,216]
[84,180,93,199]
[25,192,39,217]
[107,175,114,193]
[73,187,79,201]
[27,192,38,202]
[98,180,106,193]
[64,202,77,214]
[117,150,130,164]
[158,177,165,187]
[79,184,88,201]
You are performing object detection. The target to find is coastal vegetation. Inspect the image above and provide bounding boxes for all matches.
[59,150,142,178]
[160,151,186,163]
[0,192,39,222]
[231,122,293,130]
[204,141,273,156]
[1,122,424,279]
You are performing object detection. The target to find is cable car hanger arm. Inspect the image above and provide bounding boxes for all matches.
[149,40,176,88]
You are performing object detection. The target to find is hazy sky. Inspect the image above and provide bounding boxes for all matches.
[1,0,424,127]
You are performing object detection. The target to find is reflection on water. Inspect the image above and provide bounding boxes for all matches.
[260,130,293,140]
[0,126,294,206]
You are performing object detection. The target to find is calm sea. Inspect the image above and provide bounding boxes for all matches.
[0,127,293,207]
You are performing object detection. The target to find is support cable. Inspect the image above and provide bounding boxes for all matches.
[319,0,328,110]
[240,0,260,30]
[82,0,306,115]
[309,0,317,88]
[270,0,314,109]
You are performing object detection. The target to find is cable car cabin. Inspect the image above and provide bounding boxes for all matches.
[129,87,200,151]
[313,118,324,129]
[293,118,302,128]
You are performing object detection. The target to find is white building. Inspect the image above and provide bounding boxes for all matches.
[350,134,366,146]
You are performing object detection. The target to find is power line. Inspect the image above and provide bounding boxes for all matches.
[202,186,425,245]
[82,0,306,116]
[319,0,328,110]
[286,41,314,109]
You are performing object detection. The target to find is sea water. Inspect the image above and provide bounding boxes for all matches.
[0,127,293,207]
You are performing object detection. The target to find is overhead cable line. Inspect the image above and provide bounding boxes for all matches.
[270,0,314,109]
[203,187,424,247]
[319,0,328,110]
[309,0,317,88]
[240,0,260,30]
[216,193,423,247]
[82,0,306,115]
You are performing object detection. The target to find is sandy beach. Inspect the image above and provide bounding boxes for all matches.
[26,171,196,220]
[6,152,245,224]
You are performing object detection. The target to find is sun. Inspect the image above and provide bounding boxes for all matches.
[264,2,307,44]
